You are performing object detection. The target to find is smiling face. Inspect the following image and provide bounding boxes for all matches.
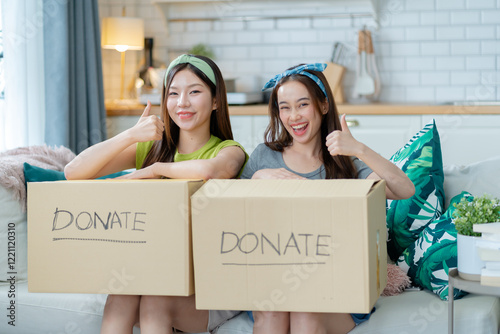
[277,80,327,148]
[166,68,216,134]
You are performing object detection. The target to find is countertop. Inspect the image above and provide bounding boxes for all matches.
[105,101,500,117]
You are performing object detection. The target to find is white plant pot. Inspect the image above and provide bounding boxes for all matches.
[457,234,485,281]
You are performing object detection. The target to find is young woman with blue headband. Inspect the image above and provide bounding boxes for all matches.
[65,54,247,333]
[241,63,414,333]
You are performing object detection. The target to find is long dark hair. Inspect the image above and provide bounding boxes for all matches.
[142,55,233,168]
[264,66,357,179]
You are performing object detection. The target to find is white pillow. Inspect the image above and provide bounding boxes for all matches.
[443,155,500,208]
[0,185,27,281]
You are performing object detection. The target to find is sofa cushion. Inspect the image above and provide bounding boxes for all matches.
[0,186,27,282]
[23,163,130,182]
[443,155,500,209]
[349,290,500,334]
[386,120,445,261]
[397,192,473,300]
[0,281,118,333]
[219,291,500,334]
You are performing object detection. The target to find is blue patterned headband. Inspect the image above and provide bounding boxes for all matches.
[262,63,328,99]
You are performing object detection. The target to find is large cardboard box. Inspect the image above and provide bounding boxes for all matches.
[192,179,387,313]
[28,179,203,296]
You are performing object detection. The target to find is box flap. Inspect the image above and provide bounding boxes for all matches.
[41,179,204,184]
[193,179,378,198]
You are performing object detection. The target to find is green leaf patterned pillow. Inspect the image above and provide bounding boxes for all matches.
[397,192,473,300]
[386,120,445,261]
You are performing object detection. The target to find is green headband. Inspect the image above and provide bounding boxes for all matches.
[164,54,217,87]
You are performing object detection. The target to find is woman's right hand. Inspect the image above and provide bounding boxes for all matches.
[128,101,164,143]
[252,168,306,180]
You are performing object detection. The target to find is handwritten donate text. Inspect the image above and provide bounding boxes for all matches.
[50,208,147,243]
[220,231,332,266]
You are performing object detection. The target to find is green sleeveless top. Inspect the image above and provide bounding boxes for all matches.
[135,135,248,174]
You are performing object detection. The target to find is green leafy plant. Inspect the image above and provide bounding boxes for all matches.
[188,43,215,59]
[453,194,500,236]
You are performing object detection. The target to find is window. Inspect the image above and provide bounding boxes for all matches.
[0,5,3,99]
[0,5,5,151]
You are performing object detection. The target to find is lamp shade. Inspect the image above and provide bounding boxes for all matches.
[101,17,144,52]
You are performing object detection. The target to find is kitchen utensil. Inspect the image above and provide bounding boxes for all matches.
[331,42,341,63]
[353,30,375,97]
[365,30,381,99]
[336,43,345,66]
[331,42,347,67]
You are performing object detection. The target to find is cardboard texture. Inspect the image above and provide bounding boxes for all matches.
[28,179,203,296]
[192,179,387,313]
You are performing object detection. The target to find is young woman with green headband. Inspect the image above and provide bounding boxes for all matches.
[240,63,414,334]
[64,54,247,333]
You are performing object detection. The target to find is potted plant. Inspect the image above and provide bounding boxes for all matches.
[188,43,215,59]
[454,194,500,280]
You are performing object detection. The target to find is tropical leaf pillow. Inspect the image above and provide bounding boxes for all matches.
[386,120,445,261]
[397,192,474,300]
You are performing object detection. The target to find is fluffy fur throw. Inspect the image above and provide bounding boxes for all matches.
[0,145,75,212]
[382,263,412,296]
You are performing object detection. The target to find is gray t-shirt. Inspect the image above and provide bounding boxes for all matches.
[240,143,373,180]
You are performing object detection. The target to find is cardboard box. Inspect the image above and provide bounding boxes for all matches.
[28,179,203,296]
[192,179,387,313]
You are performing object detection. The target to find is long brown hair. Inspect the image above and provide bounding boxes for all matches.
[264,66,357,179]
[142,55,233,168]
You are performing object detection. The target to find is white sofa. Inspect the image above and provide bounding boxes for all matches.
[1,156,500,334]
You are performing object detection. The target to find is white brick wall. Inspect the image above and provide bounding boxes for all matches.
[99,0,499,104]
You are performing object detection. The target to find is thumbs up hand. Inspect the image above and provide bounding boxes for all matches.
[140,100,152,118]
[325,114,361,157]
[129,101,164,143]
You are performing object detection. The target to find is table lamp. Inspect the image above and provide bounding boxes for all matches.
[101,16,144,100]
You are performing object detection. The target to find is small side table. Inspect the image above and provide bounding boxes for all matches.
[448,268,500,333]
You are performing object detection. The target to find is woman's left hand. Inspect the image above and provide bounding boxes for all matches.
[325,114,362,157]
[115,164,160,180]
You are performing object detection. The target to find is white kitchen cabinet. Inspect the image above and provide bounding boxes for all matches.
[106,115,270,155]
[229,115,254,154]
[106,116,139,139]
[345,115,422,160]
[347,114,500,166]
[231,114,424,159]
[107,112,500,167]
[230,115,270,155]
[427,114,500,167]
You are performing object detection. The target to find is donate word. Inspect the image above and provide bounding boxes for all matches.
[52,208,146,232]
[221,231,332,257]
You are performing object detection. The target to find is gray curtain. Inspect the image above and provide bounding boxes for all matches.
[44,0,106,154]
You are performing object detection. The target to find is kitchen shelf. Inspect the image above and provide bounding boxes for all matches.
[166,12,374,23]
[105,101,500,117]
[152,0,378,27]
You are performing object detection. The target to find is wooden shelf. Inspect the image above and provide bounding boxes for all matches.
[106,101,500,117]
[339,104,500,115]
[105,101,270,116]
[105,101,161,116]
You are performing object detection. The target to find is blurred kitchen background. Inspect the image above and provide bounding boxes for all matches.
[99,0,500,104]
